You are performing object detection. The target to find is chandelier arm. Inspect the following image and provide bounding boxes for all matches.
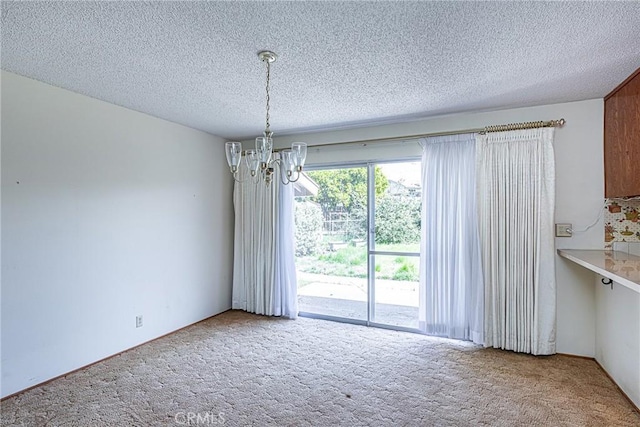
[286,171,302,183]
[269,158,288,186]
[278,164,293,186]
[231,172,247,184]
[230,168,261,184]
[270,157,301,185]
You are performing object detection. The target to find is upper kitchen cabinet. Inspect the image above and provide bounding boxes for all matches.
[604,67,640,198]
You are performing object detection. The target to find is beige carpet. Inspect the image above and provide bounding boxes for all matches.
[1,310,638,426]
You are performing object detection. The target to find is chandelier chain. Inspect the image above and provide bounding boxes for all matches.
[265,59,271,134]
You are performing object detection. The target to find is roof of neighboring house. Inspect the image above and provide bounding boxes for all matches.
[294,172,319,198]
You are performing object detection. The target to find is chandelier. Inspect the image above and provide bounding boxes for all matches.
[225,51,307,185]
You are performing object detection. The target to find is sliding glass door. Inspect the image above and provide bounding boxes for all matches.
[295,166,369,321]
[294,160,421,331]
[370,162,421,329]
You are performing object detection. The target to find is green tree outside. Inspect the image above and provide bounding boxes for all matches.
[306,167,388,218]
[295,165,421,282]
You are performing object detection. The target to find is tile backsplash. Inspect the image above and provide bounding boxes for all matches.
[604,198,640,249]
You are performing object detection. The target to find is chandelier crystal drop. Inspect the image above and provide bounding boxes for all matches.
[224,51,307,185]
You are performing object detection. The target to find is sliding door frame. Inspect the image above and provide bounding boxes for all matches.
[297,157,422,334]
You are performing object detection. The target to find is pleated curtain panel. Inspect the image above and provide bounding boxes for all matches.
[231,154,298,319]
[420,128,556,355]
[419,134,484,344]
[476,128,556,355]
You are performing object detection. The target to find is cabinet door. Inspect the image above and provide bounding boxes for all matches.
[604,68,640,198]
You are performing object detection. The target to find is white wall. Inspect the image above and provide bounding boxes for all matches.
[275,99,605,357]
[1,71,234,398]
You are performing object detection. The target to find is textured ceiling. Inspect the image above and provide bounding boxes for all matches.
[2,1,640,140]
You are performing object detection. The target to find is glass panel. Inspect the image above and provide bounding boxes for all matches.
[280,150,294,180]
[291,142,307,168]
[225,141,242,170]
[373,162,422,253]
[372,254,419,328]
[294,167,368,320]
[245,149,260,174]
[255,136,272,164]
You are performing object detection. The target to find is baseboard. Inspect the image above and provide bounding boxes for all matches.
[556,352,595,360]
[593,359,640,415]
[0,309,231,401]
[558,352,640,414]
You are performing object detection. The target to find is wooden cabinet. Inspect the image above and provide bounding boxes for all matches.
[604,67,640,198]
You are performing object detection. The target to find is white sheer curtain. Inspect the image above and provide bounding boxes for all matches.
[231,154,298,319]
[419,133,484,344]
[476,128,556,355]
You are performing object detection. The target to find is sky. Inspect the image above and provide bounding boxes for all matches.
[378,162,421,187]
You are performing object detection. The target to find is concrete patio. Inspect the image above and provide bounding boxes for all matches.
[297,272,419,328]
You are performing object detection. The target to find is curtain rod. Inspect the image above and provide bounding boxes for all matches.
[278,118,565,151]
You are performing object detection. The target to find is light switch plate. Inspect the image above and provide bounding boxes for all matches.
[555,223,573,237]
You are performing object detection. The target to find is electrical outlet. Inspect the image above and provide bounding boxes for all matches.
[136,315,143,328]
[555,223,573,237]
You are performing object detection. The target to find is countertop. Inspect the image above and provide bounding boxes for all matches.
[557,249,640,294]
